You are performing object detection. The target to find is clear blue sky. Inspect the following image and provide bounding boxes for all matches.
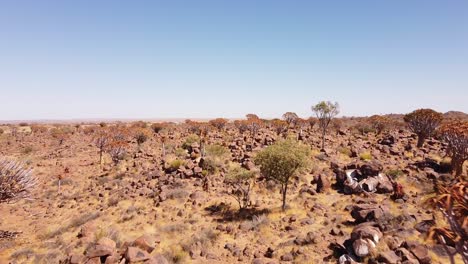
[1,0,467,120]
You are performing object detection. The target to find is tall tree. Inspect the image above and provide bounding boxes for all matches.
[404,109,443,148]
[311,101,340,149]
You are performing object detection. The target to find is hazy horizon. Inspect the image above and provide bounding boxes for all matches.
[1,1,467,120]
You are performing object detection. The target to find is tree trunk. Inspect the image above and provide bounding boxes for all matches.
[282,183,288,211]
[416,135,426,148]
[321,129,326,150]
[451,157,464,177]
[99,149,103,167]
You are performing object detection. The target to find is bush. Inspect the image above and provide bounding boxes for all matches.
[22,146,34,155]
[182,134,200,149]
[225,164,256,210]
[359,152,372,161]
[169,159,186,170]
[386,169,404,179]
[337,147,352,157]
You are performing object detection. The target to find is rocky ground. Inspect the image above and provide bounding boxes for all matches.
[0,120,465,264]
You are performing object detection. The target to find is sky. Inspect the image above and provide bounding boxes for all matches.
[0,0,467,120]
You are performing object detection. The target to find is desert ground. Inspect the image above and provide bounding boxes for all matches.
[0,111,466,264]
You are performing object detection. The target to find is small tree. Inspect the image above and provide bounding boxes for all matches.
[271,119,288,136]
[404,109,443,148]
[0,158,37,203]
[311,101,340,149]
[132,128,151,147]
[439,121,468,177]
[246,114,262,138]
[224,164,256,211]
[151,123,166,134]
[94,128,111,166]
[368,115,390,134]
[307,117,318,130]
[209,118,229,131]
[105,127,130,165]
[282,112,299,127]
[255,139,310,211]
[234,120,249,134]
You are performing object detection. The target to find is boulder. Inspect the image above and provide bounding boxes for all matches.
[144,254,170,264]
[126,247,150,262]
[351,204,388,223]
[406,242,431,264]
[86,237,116,258]
[316,174,331,193]
[350,222,383,257]
[359,161,383,177]
[378,250,400,264]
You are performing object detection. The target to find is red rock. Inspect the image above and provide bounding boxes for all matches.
[126,246,150,262]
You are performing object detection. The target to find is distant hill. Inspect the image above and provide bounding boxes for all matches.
[443,111,468,120]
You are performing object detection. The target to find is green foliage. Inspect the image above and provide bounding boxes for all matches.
[337,147,352,157]
[182,134,200,149]
[202,144,231,174]
[254,139,311,210]
[205,144,230,158]
[386,169,404,179]
[255,139,310,184]
[169,159,186,170]
[359,152,372,161]
[225,164,256,210]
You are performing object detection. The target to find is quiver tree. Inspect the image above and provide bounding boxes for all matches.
[439,121,468,177]
[311,101,339,149]
[307,117,318,130]
[234,120,249,134]
[0,158,37,203]
[132,128,151,147]
[427,181,467,264]
[103,126,130,166]
[209,118,229,131]
[254,139,310,211]
[151,123,166,134]
[224,164,256,211]
[246,114,262,137]
[282,112,299,128]
[404,109,443,148]
[271,119,288,136]
[94,128,110,166]
[368,115,390,134]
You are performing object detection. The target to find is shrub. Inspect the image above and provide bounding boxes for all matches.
[225,164,256,210]
[255,139,310,210]
[386,169,404,180]
[359,152,372,161]
[151,122,166,134]
[0,128,3,135]
[169,159,186,170]
[22,146,34,155]
[19,122,28,127]
[337,147,352,157]
[182,134,200,149]
[404,109,443,147]
[30,125,48,134]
